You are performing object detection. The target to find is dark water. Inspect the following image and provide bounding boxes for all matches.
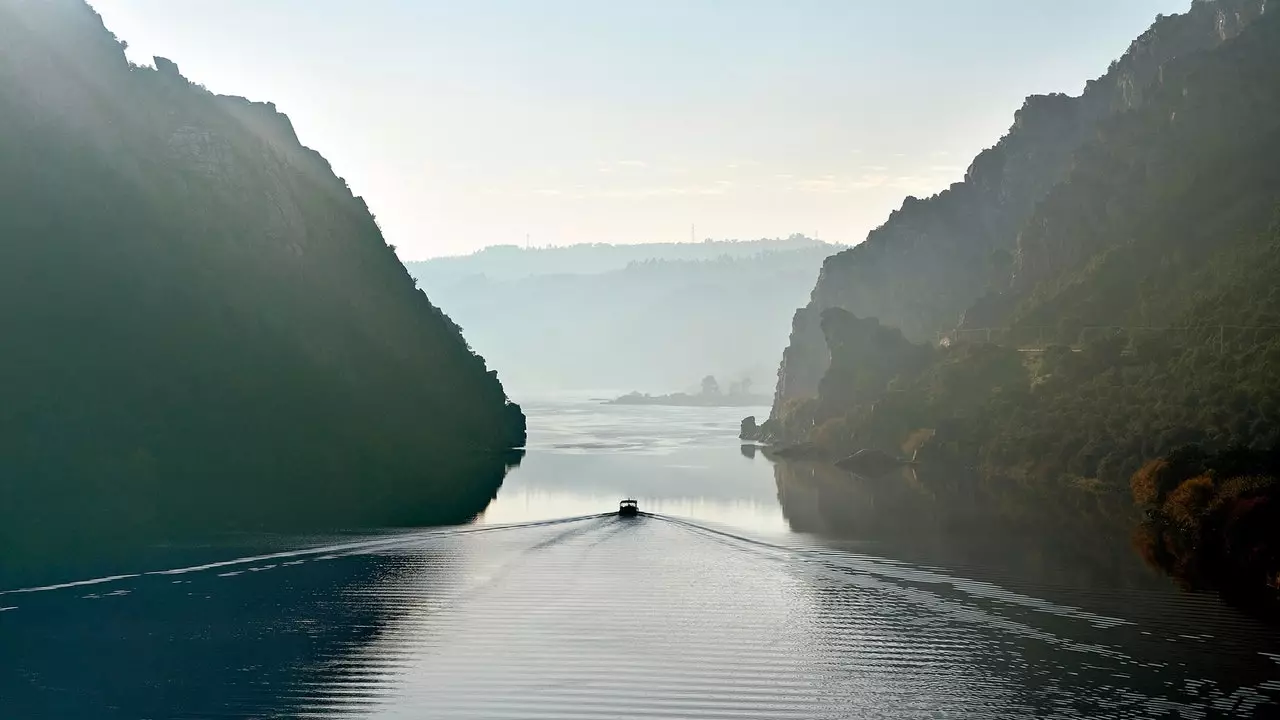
[3,397,1280,718]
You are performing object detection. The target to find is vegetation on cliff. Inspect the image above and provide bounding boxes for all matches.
[770,0,1271,407]
[755,1,1280,598]
[764,211,1280,489]
[0,0,524,570]
[899,8,1280,487]
[821,208,1276,482]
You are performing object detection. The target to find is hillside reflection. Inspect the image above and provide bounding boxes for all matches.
[772,459,1159,590]
[1,448,523,719]
[2,540,421,718]
[773,458,1280,708]
[1,450,522,591]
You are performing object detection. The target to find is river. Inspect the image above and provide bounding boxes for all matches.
[3,396,1279,718]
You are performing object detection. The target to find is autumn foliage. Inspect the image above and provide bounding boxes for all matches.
[1131,446,1280,602]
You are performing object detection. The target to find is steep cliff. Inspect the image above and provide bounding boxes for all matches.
[771,0,1270,415]
[0,0,525,565]
[1009,6,1280,331]
[760,2,1280,493]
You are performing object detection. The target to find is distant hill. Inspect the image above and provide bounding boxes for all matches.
[408,238,840,394]
[0,0,524,575]
[407,235,829,283]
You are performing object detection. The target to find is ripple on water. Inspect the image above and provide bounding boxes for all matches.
[2,515,1278,719]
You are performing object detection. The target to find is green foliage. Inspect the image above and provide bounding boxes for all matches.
[816,309,933,412]
[919,344,1028,416]
[797,9,1280,491]
[811,418,853,454]
[1013,4,1280,328]
[974,214,1280,486]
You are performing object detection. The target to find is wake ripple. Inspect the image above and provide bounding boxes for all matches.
[3,513,1278,719]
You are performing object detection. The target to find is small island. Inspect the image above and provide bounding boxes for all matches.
[607,375,771,407]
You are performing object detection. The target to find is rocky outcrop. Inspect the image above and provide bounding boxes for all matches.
[760,308,932,445]
[770,0,1270,418]
[1009,5,1280,331]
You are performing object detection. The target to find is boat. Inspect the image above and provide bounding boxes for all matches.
[618,499,639,517]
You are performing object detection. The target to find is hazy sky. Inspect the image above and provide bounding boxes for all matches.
[92,0,1187,259]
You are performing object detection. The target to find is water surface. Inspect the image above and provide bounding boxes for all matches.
[3,397,1279,718]
[478,397,784,531]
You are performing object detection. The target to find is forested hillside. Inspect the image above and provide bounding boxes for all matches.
[0,0,524,571]
[748,0,1280,596]
[770,0,1270,408]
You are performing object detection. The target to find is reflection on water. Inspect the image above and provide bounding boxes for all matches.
[774,460,1155,590]
[3,398,1280,718]
[478,399,786,533]
[5,515,1279,718]
[0,447,522,591]
[773,460,1280,713]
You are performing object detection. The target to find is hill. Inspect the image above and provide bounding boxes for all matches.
[407,235,829,284]
[749,0,1280,599]
[770,0,1270,408]
[410,238,839,393]
[0,0,524,575]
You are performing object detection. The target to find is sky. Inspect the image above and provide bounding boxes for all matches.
[91,0,1189,260]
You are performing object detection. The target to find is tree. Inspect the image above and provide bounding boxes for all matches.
[701,375,721,396]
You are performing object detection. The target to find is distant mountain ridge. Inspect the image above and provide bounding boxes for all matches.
[409,238,840,393]
[0,0,524,573]
[408,235,831,284]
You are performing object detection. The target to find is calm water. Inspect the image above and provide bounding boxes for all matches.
[3,397,1280,718]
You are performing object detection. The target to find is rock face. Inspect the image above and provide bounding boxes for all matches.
[763,308,932,445]
[770,0,1271,417]
[0,0,525,563]
[761,0,1280,508]
[1007,5,1280,333]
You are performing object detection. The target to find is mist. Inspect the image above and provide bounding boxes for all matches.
[407,236,837,396]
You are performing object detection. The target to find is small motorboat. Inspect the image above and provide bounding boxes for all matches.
[618,499,639,517]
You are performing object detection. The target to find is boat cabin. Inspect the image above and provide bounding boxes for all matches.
[618,499,639,517]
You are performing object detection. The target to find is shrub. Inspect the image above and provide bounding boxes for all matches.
[1162,474,1215,529]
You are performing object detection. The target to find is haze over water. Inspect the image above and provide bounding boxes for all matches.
[3,398,1279,718]
[478,396,786,531]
